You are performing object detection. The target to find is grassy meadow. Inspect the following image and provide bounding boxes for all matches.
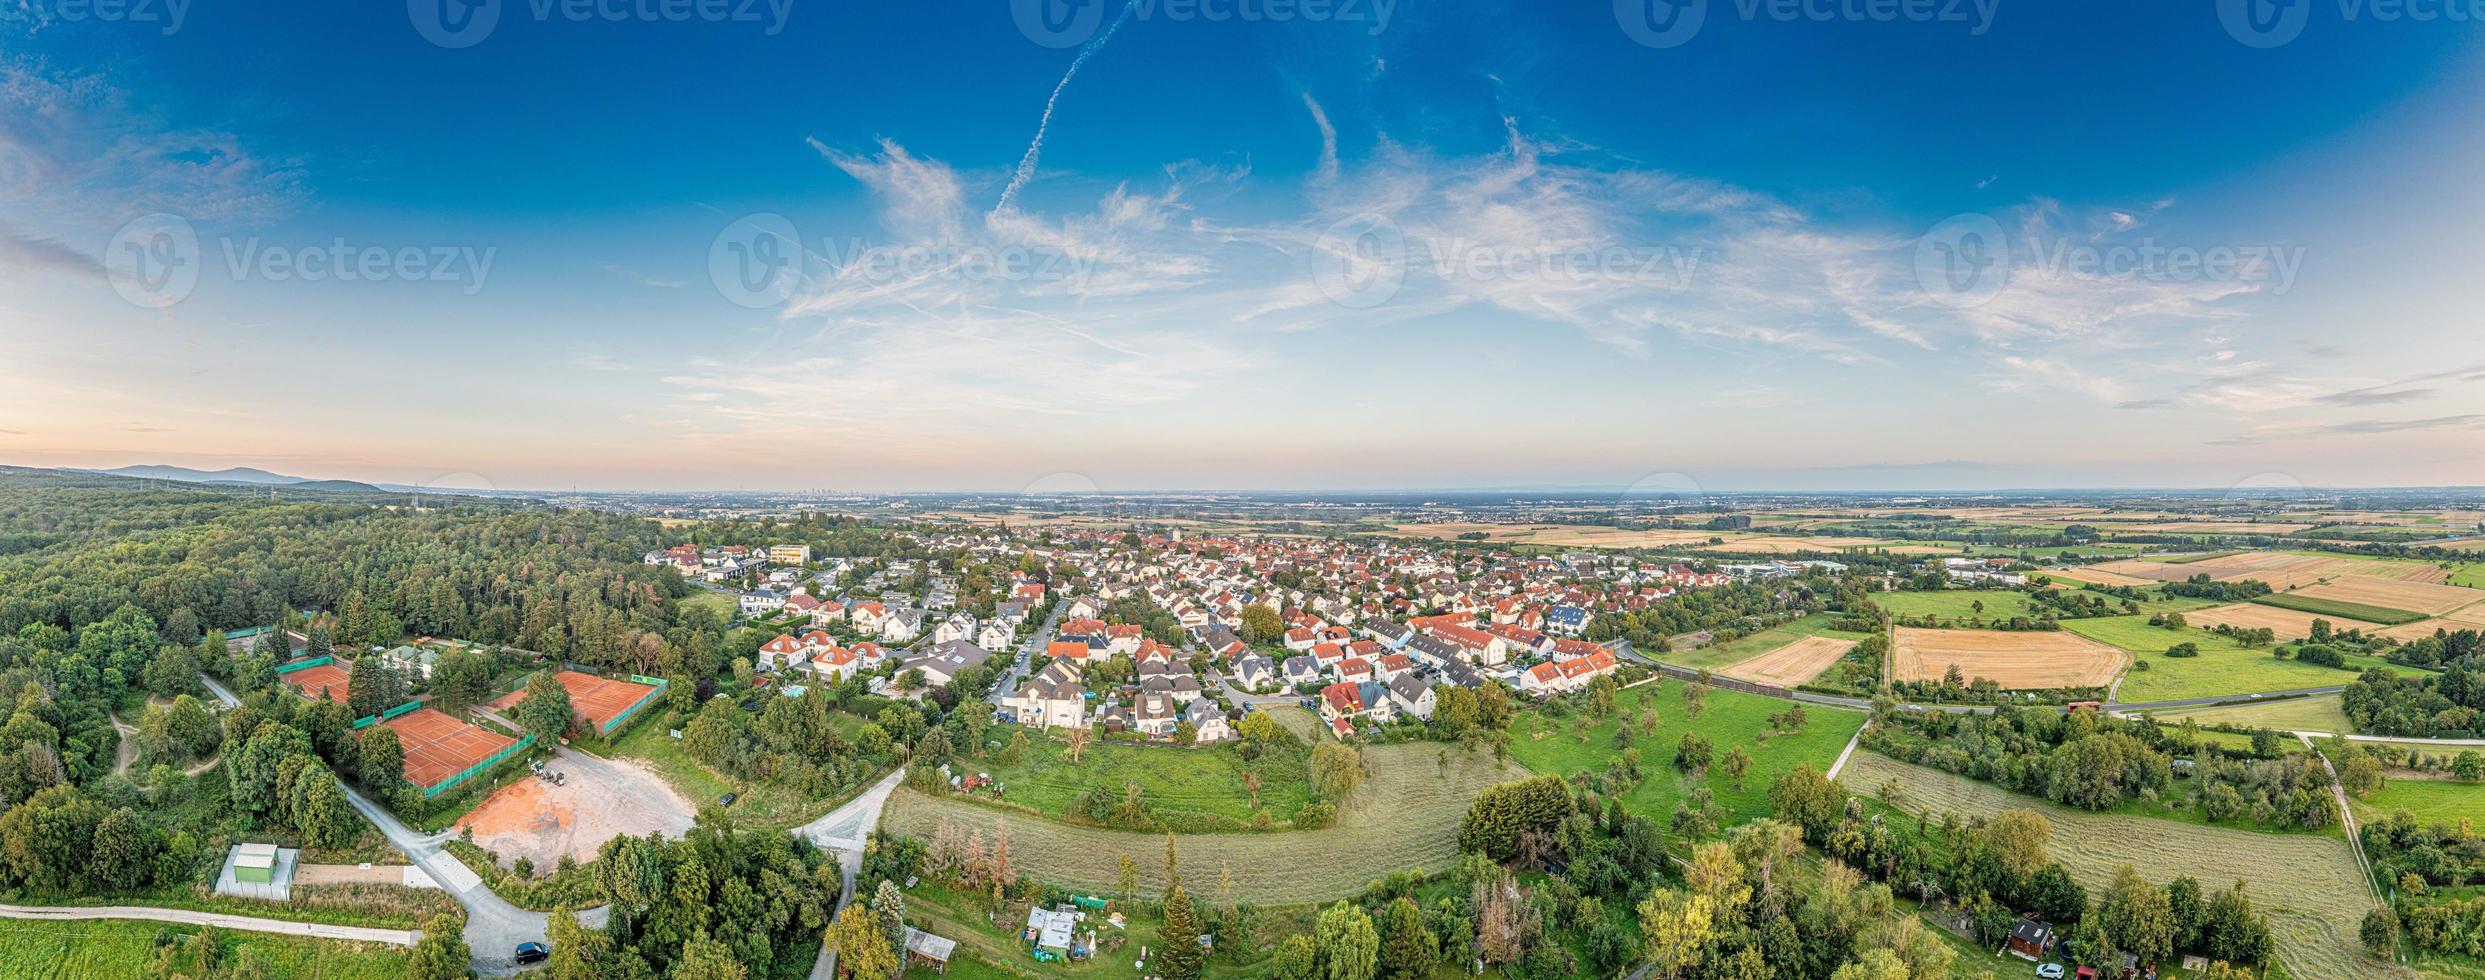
[1504,680,1866,825]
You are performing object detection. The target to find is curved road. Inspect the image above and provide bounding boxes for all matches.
[798,768,906,980]
[0,902,421,945]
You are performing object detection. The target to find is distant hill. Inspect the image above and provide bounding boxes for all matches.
[89,465,310,485]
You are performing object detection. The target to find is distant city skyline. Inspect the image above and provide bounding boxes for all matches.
[4,4,2483,492]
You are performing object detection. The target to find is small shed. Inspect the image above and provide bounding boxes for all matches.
[232,843,280,884]
[2006,917,2053,961]
[1025,905,1079,954]
[903,927,955,974]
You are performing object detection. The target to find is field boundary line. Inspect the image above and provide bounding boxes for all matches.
[1825,724,1865,781]
[2297,733,2383,904]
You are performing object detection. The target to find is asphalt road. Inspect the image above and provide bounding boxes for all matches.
[989,601,1067,706]
[0,902,422,946]
[339,781,610,975]
[798,768,906,980]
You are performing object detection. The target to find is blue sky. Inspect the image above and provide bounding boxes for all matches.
[2,1,2482,491]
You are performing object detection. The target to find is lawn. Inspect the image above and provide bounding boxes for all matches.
[2061,615,2397,702]
[679,590,738,621]
[2347,775,2485,828]
[1838,750,2381,980]
[967,729,1315,831]
[1662,613,1872,671]
[0,918,409,979]
[1871,589,2039,622]
[2143,695,2354,734]
[880,740,1522,905]
[1504,680,1866,826]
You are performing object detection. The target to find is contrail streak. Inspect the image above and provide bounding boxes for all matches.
[992,0,1143,216]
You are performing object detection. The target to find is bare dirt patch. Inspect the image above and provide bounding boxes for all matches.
[1891,627,2126,689]
[2292,575,2482,616]
[1719,635,1855,687]
[294,864,412,886]
[454,752,696,869]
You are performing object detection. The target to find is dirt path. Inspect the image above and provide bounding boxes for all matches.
[107,711,138,778]
[0,902,420,946]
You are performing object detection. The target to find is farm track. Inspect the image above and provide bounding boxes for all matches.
[879,742,1520,904]
[1837,751,2397,980]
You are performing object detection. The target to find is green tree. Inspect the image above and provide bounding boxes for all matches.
[1315,901,1379,980]
[2097,864,2174,967]
[406,913,471,980]
[1375,896,1436,980]
[359,724,406,790]
[513,670,575,741]
[545,906,610,980]
[1158,884,1207,979]
[87,806,159,890]
[831,903,898,980]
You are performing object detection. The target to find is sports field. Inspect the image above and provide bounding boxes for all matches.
[1838,751,2384,980]
[1890,627,2127,689]
[282,662,351,702]
[492,670,662,735]
[1718,635,1856,687]
[380,707,518,790]
[880,740,1522,903]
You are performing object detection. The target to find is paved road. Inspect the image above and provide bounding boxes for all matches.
[797,768,906,980]
[0,902,422,946]
[339,781,610,974]
[200,673,242,709]
[990,602,1067,705]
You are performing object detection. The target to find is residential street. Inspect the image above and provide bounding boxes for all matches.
[988,601,1066,706]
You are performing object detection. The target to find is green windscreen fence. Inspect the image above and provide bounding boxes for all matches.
[274,656,334,675]
[422,732,537,799]
[602,675,671,735]
[350,700,425,730]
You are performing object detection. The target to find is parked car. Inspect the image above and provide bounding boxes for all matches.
[2035,964,2064,980]
[719,791,739,806]
[515,942,549,965]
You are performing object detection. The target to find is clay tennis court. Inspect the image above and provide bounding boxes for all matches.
[1893,627,2128,690]
[1719,635,1856,687]
[379,707,517,790]
[491,670,662,735]
[281,663,351,702]
[2292,575,2483,616]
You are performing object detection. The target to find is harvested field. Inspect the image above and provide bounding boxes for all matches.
[282,662,352,702]
[2125,521,2321,535]
[455,751,695,868]
[1719,635,1856,687]
[1378,523,1717,548]
[2042,566,2156,588]
[379,708,517,791]
[1891,627,2127,689]
[879,742,1521,903]
[2186,602,2371,638]
[1698,535,1955,555]
[2378,602,2485,641]
[2290,575,2482,616]
[1838,751,2393,980]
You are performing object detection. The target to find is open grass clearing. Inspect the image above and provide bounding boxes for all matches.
[2141,694,2352,734]
[1505,681,1866,826]
[1836,750,2389,980]
[1870,589,2040,622]
[2061,616,2397,702]
[881,740,1522,904]
[2345,775,2485,830]
[1663,613,1870,670]
[0,917,409,980]
[964,729,1315,831]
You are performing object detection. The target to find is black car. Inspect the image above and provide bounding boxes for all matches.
[719,791,739,806]
[515,942,549,965]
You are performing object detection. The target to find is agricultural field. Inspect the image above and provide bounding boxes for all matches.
[2039,565,2158,587]
[1506,681,1867,826]
[2060,616,2404,702]
[2253,591,2427,625]
[959,731,1315,831]
[1837,751,2386,980]
[1664,613,1871,671]
[1697,535,1957,555]
[1378,522,1720,549]
[879,740,1522,904]
[0,918,409,980]
[2287,574,2482,617]
[1889,627,2127,689]
[2185,602,2371,639]
[2343,774,2485,829]
[1717,635,1857,687]
[2089,551,2457,591]
[1870,589,2039,622]
[2141,694,2353,734]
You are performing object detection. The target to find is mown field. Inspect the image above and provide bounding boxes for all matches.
[880,740,1522,904]
[0,918,409,979]
[2061,615,2397,702]
[2344,773,2485,828]
[1837,751,2387,980]
[2143,695,2353,734]
[1663,613,1871,671]
[1870,589,2039,622]
[1506,681,1866,825]
[968,731,1316,831]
